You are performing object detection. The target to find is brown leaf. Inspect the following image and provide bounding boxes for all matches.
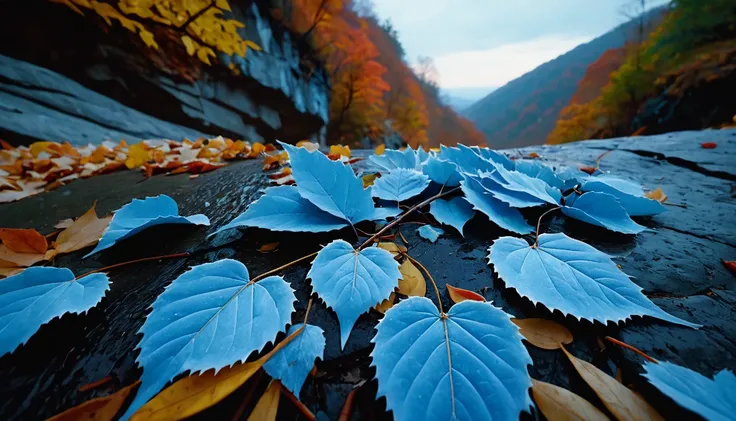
[377,242,406,255]
[446,284,486,303]
[722,260,736,277]
[561,345,664,421]
[0,266,24,278]
[246,380,281,421]
[53,203,113,255]
[257,242,280,253]
[46,380,140,421]
[0,246,47,268]
[0,228,48,253]
[644,188,667,203]
[700,142,717,149]
[579,166,597,175]
[512,318,573,350]
[531,378,610,421]
[376,259,427,313]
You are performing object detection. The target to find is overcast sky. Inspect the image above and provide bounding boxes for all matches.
[371,0,669,97]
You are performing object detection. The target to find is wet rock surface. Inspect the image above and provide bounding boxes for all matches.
[0,130,735,420]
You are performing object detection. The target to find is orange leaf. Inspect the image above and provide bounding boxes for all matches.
[701,142,717,149]
[644,187,667,203]
[53,203,113,254]
[0,246,48,268]
[722,260,736,276]
[0,228,48,253]
[329,144,351,158]
[248,142,266,158]
[0,139,13,150]
[46,381,140,421]
[257,242,280,253]
[446,284,485,303]
[512,318,573,350]
[579,166,597,175]
[375,144,386,155]
[29,141,58,158]
[0,266,24,278]
[125,143,150,169]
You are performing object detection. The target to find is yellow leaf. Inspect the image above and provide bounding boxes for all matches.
[30,141,57,158]
[329,144,351,158]
[512,318,573,350]
[52,0,87,16]
[376,242,406,255]
[139,29,158,49]
[446,284,485,304]
[181,35,196,56]
[531,379,611,421]
[295,141,320,152]
[244,39,261,52]
[215,0,232,12]
[398,259,426,297]
[46,381,140,421]
[374,292,397,314]
[125,143,150,169]
[561,345,664,421]
[246,380,281,421]
[644,187,667,203]
[248,142,266,158]
[196,47,215,65]
[53,202,113,254]
[375,144,386,155]
[362,173,377,188]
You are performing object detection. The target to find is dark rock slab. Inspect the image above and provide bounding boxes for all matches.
[0,132,735,420]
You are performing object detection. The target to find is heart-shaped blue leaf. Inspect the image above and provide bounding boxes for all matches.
[643,361,735,421]
[0,267,110,357]
[371,297,533,421]
[372,168,430,202]
[422,156,462,187]
[369,148,419,171]
[263,323,325,396]
[514,160,564,189]
[119,259,296,420]
[472,173,548,208]
[85,195,209,257]
[213,186,348,234]
[489,233,700,328]
[562,192,647,234]
[439,145,497,174]
[418,225,444,242]
[460,175,533,234]
[429,196,474,236]
[307,240,400,349]
[281,142,376,225]
[582,176,666,216]
[490,165,561,205]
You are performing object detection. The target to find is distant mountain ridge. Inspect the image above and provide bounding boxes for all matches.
[465,8,665,149]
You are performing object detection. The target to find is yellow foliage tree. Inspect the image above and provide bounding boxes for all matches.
[50,0,260,65]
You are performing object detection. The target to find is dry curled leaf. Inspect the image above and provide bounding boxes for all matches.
[0,228,48,253]
[644,187,668,203]
[0,246,49,268]
[561,345,664,421]
[532,378,610,421]
[512,318,573,350]
[446,284,486,303]
[247,380,281,421]
[374,245,424,313]
[46,381,140,421]
[53,203,113,254]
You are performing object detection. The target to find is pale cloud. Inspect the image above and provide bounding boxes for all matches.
[432,35,593,89]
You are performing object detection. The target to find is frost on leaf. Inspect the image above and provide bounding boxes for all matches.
[562,192,647,234]
[371,168,430,202]
[429,197,474,236]
[213,186,348,234]
[118,259,296,421]
[0,267,110,357]
[582,175,666,216]
[643,361,736,421]
[263,323,325,396]
[307,240,400,349]
[371,297,533,421]
[460,175,533,234]
[489,233,700,328]
[369,148,419,171]
[85,195,210,257]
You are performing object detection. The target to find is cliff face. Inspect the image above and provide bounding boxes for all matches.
[0,0,329,146]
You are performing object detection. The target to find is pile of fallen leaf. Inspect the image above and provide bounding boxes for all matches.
[261,141,361,186]
[0,137,272,204]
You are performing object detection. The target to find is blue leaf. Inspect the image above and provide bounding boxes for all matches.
[514,160,564,189]
[371,297,533,421]
[562,192,647,234]
[119,259,296,420]
[582,176,666,216]
[85,195,209,257]
[416,147,430,166]
[439,145,497,174]
[422,156,462,187]
[371,207,402,221]
[213,186,348,234]
[460,175,533,234]
[264,323,325,396]
[489,233,700,328]
[429,196,474,236]
[0,267,110,357]
[281,142,376,225]
[472,173,548,208]
[555,166,589,190]
[371,168,430,202]
[468,145,515,170]
[307,240,400,349]
[369,148,419,171]
[643,361,735,421]
[417,225,444,242]
[490,165,561,205]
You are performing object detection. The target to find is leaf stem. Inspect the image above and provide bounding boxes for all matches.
[359,187,460,250]
[338,382,364,421]
[534,207,561,248]
[403,253,444,314]
[280,383,316,421]
[605,336,658,363]
[595,150,612,170]
[251,251,319,283]
[74,252,190,279]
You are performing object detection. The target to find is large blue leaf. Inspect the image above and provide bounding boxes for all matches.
[0,267,109,357]
[555,166,589,190]
[307,240,400,349]
[369,148,419,171]
[439,145,497,174]
[213,186,348,234]
[371,168,430,202]
[460,175,533,234]
[643,361,735,421]
[473,173,548,208]
[281,142,377,225]
[371,297,533,421]
[85,195,209,257]
[514,160,564,189]
[417,225,444,242]
[429,196,474,236]
[119,259,296,420]
[422,156,462,187]
[562,192,647,234]
[489,233,700,328]
[582,176,666,216]
[490,164,561,205]
[263,323,325,396]
[468,145,514,170]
